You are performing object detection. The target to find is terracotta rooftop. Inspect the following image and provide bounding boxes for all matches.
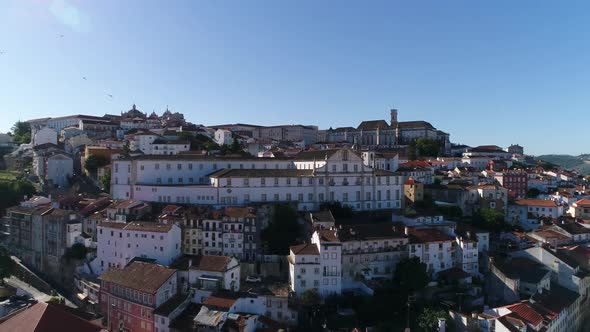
[170,255,234,272]
[407,228,454,243]
[202,294,238,310]
[98,262,176,294]
[316,229,340,243]
[290,243,319,256]
[514,199,558,208]
[507,302,544,327]
[0,302,104,332]
[573,198,590,208]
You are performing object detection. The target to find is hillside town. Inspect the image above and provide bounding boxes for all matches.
[1,105,590,332]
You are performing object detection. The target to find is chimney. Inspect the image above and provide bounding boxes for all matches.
[404,226,410,236]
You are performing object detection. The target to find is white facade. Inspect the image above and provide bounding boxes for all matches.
[45,153,73,188]
[215,129,233,146]
[33,127,58,146]
[455,237,479,275]
[110,148,404,212]
[311,230,342,297]
[288,244,321,295]
[92,221,181,275]
[407,228,456,277]
[188,258,240,292]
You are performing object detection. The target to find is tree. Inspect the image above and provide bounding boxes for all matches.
[101,168,111,192]
[473,208,508,232]
[408,141,418,161]
[84,154,110,173]
[527,188,540,198]
[0,180,37,213]
[230,137,241,153]
[395,257,429,292]
[0,248,15,280]
[415,138,441,158]
[417,307,450,332]
[10,121,31,145]
[299,288,321,309]
[260,204,302,255]
[64,243,87,260]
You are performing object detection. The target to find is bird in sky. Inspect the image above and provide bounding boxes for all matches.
[108,94,113,98]
[0,51,5,54]
[82,77,87,80]
[60,34,64,38]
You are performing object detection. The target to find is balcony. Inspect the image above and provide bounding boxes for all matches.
[323,271,341,277]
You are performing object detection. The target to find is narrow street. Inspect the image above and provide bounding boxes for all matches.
[4,276,75,307]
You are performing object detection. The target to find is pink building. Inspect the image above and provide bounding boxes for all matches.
[99,262,177,332]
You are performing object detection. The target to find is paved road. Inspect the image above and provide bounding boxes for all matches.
[7,256,77,307]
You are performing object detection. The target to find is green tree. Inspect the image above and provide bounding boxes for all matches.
[418,307,450,332]
[0,248,15,280]
[299,288,321,309]
[527,188,540,198]
[260,204,302,255]
[230,137,241,153]
[395,257,429,292]
[10,121,31,144]
[415,138,441,157]
[84,154,110,173]
[101,168,111,192]
[64,243,88,260]
[408,141,418,161]
[0,180,37,213]
[473,208,508,232]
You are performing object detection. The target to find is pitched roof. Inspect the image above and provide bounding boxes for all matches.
[0,302,104,332]
[506,302,544,327]
[396,120,435,130]
[337,223,406,242]
[316,229,340,243]
[573,198,590,208]
[290,243,319,256]
[357,120,390,130]
[514,199,558,208]
[553,221,590,235]
[170,255,234,272]
[202,294,238,310]
[407,228,454,243]
[98,262,176,294]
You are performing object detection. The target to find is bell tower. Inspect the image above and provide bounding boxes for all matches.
[390,108,398,126]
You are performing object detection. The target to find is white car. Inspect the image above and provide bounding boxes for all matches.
[245,276,262,283]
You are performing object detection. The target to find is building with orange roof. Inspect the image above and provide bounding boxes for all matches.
[568,198,590,219]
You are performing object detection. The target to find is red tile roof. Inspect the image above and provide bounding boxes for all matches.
[170,255,234,272]
[515,199,558,208]
[0,302,105,332]
[573,198,590,208]
[407,228,454,243]
[290,243,319,256]
[317,229,340,243]
[203,295,238,310]
[507,302,544,327]
[98,262,176,294]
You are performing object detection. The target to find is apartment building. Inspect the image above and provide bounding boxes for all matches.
[92,221,181,275]
[99,262,178,332]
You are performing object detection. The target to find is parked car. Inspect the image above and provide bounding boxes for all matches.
[245,275,262,283]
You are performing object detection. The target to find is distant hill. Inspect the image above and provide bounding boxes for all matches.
[536,154,590,175]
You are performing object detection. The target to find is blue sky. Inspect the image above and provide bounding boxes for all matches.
[1,1,589,155]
